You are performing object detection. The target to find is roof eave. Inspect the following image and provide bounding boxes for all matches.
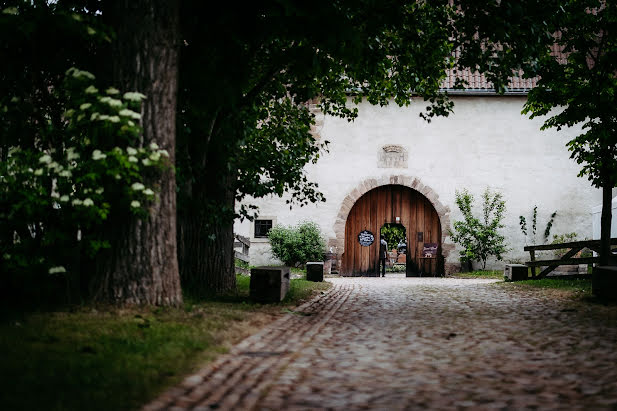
[440,88,530,96]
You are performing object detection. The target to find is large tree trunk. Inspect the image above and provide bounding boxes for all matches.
[93,0,182,305]
[599,180,614,266]
[178,134,237,296]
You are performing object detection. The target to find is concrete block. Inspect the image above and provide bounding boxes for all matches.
[306,262,324,282]
[250,266,290,303]
[504,264,528,281]
[592,266,617,300]
[444,263,461,276]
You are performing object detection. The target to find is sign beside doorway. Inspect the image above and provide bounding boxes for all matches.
[422,243,438,258]
[357,230,375,247]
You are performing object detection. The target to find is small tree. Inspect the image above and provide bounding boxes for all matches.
[450,188,508,270]
[268,221,326,268]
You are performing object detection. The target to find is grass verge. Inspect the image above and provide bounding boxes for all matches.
[448,270,503,279]
[0,275,331,411]
[500,277,592,299]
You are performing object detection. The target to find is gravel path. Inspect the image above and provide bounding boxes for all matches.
[145,275,617,410]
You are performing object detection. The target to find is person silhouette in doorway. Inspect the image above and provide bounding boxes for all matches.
[379,235,388,277]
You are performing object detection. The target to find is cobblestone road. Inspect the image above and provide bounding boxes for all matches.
[145,275,617,410]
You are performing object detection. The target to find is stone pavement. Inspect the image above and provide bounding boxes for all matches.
[144,275,617,410]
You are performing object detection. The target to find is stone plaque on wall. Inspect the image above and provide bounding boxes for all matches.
[378,145,408,168]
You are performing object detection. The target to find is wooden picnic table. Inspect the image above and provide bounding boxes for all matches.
[524,238,617,278]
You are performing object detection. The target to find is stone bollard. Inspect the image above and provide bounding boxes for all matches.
[592,266,617,300]
[323,259,332,275]
[306,262,324,282]
[324,252,334,275]
[504,264,528,281]
[250,266,290,303]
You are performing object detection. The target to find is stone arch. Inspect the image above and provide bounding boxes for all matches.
[329,175,458,274]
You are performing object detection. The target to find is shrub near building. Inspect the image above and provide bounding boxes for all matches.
[268,222,326,268]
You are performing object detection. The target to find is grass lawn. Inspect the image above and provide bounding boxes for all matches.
[0,275,331,411]
[500,277,592,299]
[448,270,504,279]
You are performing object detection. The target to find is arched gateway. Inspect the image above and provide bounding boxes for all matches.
[329,176,455,276]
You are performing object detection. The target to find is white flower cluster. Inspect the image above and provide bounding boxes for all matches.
[92,149,106,160]
[48,266,67,274]
[90,113,120,123]
[123,92,146,102]
[119,108,141,120]
[66,67,95,81]
[32,148,109,210]
[124,144,169,168]
[99,96,123,107]
[131,182,145,191]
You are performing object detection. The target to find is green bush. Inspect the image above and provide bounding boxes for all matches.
[1,66,166,304]
[268,221,326,267]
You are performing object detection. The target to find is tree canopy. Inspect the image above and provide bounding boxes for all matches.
[176,0,557,294]
[2,0,584,304]
[522,0,617,264]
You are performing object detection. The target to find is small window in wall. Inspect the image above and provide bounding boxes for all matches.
[254,219,273,238]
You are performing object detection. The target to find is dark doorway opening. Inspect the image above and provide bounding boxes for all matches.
[380,223,407,276]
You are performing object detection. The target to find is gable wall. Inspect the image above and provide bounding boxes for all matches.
[234,96,602,271]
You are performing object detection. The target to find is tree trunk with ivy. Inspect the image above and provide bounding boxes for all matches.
[92,0,183,305]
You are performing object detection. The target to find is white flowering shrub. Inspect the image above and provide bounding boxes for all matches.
[0,67,169,278]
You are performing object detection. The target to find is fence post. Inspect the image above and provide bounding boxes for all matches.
[529,250,536,279]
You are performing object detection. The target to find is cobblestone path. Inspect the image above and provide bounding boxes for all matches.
[145,276,617,410]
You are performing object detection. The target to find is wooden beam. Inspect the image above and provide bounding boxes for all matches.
[529,250,537,278]
[534,247,582,278]
[526,256,599,267]
[523,238,617,252]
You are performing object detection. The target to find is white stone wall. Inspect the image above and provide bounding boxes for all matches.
[234,96,602,270]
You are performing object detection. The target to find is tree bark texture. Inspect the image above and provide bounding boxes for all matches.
[600,181,614,266]
[93,0,182,305]
[178,134,237,296]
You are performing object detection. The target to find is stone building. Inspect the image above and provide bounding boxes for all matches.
[234,76,604,275]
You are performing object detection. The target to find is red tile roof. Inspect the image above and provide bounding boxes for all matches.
[441,44,567,93]
[441,67,537,92]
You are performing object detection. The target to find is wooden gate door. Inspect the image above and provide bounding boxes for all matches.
[342,185,442,276]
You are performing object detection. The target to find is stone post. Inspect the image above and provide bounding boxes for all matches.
[306,262,324,282]
[250,266,290,303]
[592,266,617,300]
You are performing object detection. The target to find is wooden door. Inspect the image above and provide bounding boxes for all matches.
[342,185,442,276]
